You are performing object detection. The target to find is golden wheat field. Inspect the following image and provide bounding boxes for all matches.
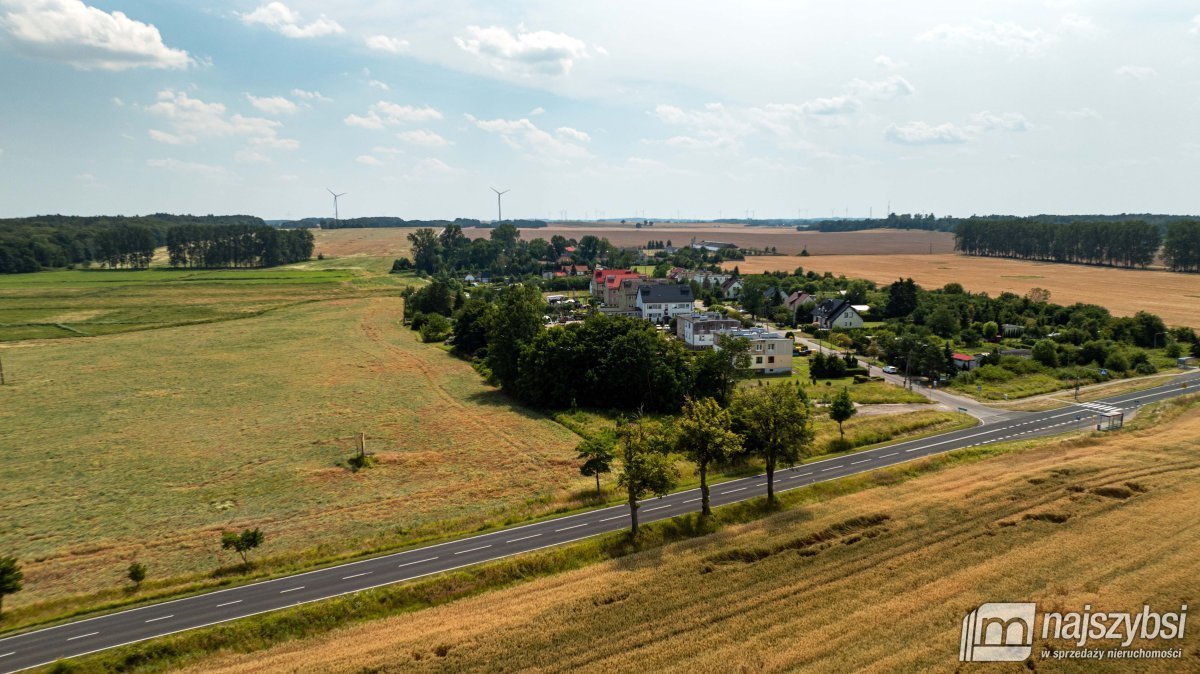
[183,400,1200,674]
[728,253,1200,328]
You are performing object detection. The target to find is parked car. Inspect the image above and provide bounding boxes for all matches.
[882,365,899,374]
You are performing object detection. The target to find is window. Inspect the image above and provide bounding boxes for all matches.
[755,356,763,364]
[767,343,775,352]
[768,356,775,363]
[755,344,763,351]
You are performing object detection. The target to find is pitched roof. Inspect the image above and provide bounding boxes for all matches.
[811,298,857,321]
[952,353,977,361]
[720,277,742,290]
[638,283,695,303]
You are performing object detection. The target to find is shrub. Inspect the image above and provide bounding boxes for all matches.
[1104,351,1130,373]
[974,364,1013,383]
[419,314,452,343]
[1135,361,1157,375]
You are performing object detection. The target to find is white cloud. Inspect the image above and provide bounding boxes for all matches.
[147,129,186,144]
[147,89,280,144]
[917,20,1059,57]
[1191,15,1200,36]
[239,2,343,39]
[355,154,383,166]
[146,157,226,176]
[344,101,442,130]
[884,121,969,145]
[874,54,903,70]
[466,114,590,162]
[290,88,331,102]
[555,126,591,142]
[846,75,915,100]
[245,94,299,115]
[1,0,191,70]
[368,79,390,91]
[970,110,1028,132]
[1114,65,1157,80]
[145,89,298,161]
[396,129,449,147]
[529,106,545,116]
[455,25,591,76]
[365,34,409,53]
[1057,107,1102,121]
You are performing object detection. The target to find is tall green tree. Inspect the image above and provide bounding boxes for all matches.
[406,228,442,273]
[0,556,22,617]
[731,383,814,505]
[486,284,546,389]
[577,436,616,496]
[674,397,742,518]
[616,419,678,536]
[829,387,856,440]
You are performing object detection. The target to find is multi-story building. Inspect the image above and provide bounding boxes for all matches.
[675,312,743,349]
[715,327,793,375]
[636,284,696,324]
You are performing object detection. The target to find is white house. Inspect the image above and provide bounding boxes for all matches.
[811,299,864,330]
[720,277,744,300]
[675,312,743,349]
[636,284,696,324]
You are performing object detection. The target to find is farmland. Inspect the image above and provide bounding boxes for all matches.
[0,270,590,618]
[727,253,1200,328]
[175,398,1200,674]
[464,224,955,256]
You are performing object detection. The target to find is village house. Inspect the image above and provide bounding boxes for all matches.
[951,353,979,371]
[637,284,695,324]
[715,326,793,375]
[811,298,865,330]
[720,277,743,300]
[590,268,642,300]
[675,312,742,349]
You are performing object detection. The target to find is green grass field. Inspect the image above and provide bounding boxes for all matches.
[0,268,372,341]
[0,263,595,627]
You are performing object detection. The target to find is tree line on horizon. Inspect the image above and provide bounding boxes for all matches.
[0,214,268,273]
[954,219,1164,268]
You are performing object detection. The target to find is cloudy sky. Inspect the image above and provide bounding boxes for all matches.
[1,0,1198,220]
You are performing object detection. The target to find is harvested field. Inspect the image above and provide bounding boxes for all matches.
[727,253,1200,328]
[0,293,587,614]
[312,228,415,260]
[183,400,1200,673]
[456,224,956,256]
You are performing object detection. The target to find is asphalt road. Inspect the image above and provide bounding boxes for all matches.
[2,372,1197,673]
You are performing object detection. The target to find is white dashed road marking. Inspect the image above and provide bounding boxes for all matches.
[144,615,173,623]
[454,545,491,555]
[398,557,438,568]
[66,633,99,641]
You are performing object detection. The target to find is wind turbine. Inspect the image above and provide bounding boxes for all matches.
[491,187,510,222]
[327,188,347,220]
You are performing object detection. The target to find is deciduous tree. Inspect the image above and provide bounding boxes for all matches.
[731,383,814,505]
[674,397,742,517]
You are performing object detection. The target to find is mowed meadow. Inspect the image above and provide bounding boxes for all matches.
[729,253,1200,328]
[0,265,588,617]
[181,399,1200,674]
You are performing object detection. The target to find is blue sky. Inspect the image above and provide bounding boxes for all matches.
[1,0,1198,220]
